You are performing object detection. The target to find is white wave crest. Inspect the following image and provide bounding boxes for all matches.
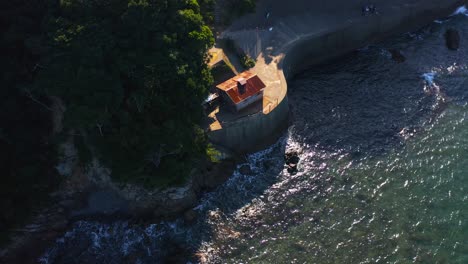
[451,5,468,16]
[422,72,436,86]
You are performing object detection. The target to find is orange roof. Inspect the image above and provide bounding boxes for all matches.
[216,71,266,104]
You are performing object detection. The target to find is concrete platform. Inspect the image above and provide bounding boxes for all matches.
[208,0,467,153]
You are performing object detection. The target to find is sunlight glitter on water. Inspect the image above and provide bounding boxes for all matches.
[39,11,468,264]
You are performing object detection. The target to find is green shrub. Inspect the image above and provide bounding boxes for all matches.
[221,38,256,70]
[241,54,256,69]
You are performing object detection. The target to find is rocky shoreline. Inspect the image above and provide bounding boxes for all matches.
[3,1,466,262]
[0,142,242,263]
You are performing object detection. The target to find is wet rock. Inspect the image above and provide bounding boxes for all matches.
[285,151,300,174]
[287,163,298,174]
[388,49,406,63]
[239,164,252,175]
[445,28,460,50]
[71,190,130,220]
[208,210,221,221]
[183,209,197,224]
[201,160,237,189]
[285,151,300,165]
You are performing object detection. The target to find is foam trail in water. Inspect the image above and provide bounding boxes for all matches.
[422,72,436,86]
[434,19,450,24]
[422,72,442,96]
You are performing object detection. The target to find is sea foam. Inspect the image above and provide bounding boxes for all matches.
[451,5,468,16]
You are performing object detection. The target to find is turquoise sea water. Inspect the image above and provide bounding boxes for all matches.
[202,15,468,263]
[216,103,468,263]
[41,13,468,264]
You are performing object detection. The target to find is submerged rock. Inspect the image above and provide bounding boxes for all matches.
[287,163,298,174]
[285,151,300,165]
[445,28,460,50]
[388,49,406,63]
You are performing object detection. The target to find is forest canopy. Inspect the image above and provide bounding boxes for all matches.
[35,0,215,186]
[0,0,262,245]
[0,0,215,238]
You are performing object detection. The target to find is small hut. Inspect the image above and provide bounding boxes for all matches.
[215,71,266,112]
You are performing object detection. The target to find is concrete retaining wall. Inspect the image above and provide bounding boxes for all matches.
[282,0,466,77]
[208,95,289,153]
[209,0,466,154]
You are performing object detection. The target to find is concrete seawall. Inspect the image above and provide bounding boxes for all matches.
[209,0,467,153]
[208,93,289,153]
[282,0,467,77]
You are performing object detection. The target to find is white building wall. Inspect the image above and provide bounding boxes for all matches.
[236,91,263,112]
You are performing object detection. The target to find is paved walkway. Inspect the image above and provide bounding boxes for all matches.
[217,0,464,123]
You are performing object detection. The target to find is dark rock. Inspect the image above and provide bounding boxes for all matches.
[285,151,300,174]
[183,209,197,224]
[285,151,300,165]
[388,49,406,63]
[153,189,198,219]
[239,164,252,175]
[287,163,298,174]
[445,28,460,50]
[201,160,237,189]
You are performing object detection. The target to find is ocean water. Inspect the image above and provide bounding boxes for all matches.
[41,12,468,264]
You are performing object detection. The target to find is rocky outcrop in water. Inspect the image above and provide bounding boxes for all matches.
[0,140,240,263]
[285,151,300,174]
[445,28,460,50]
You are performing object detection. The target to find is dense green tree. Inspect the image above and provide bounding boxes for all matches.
[36,0,215,186]
[0,0,239,248]
[0,0,217,245]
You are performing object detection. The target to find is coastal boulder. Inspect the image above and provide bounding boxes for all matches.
[388,49,406,63]
[285,151,300,174]
[445,29,460,50]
